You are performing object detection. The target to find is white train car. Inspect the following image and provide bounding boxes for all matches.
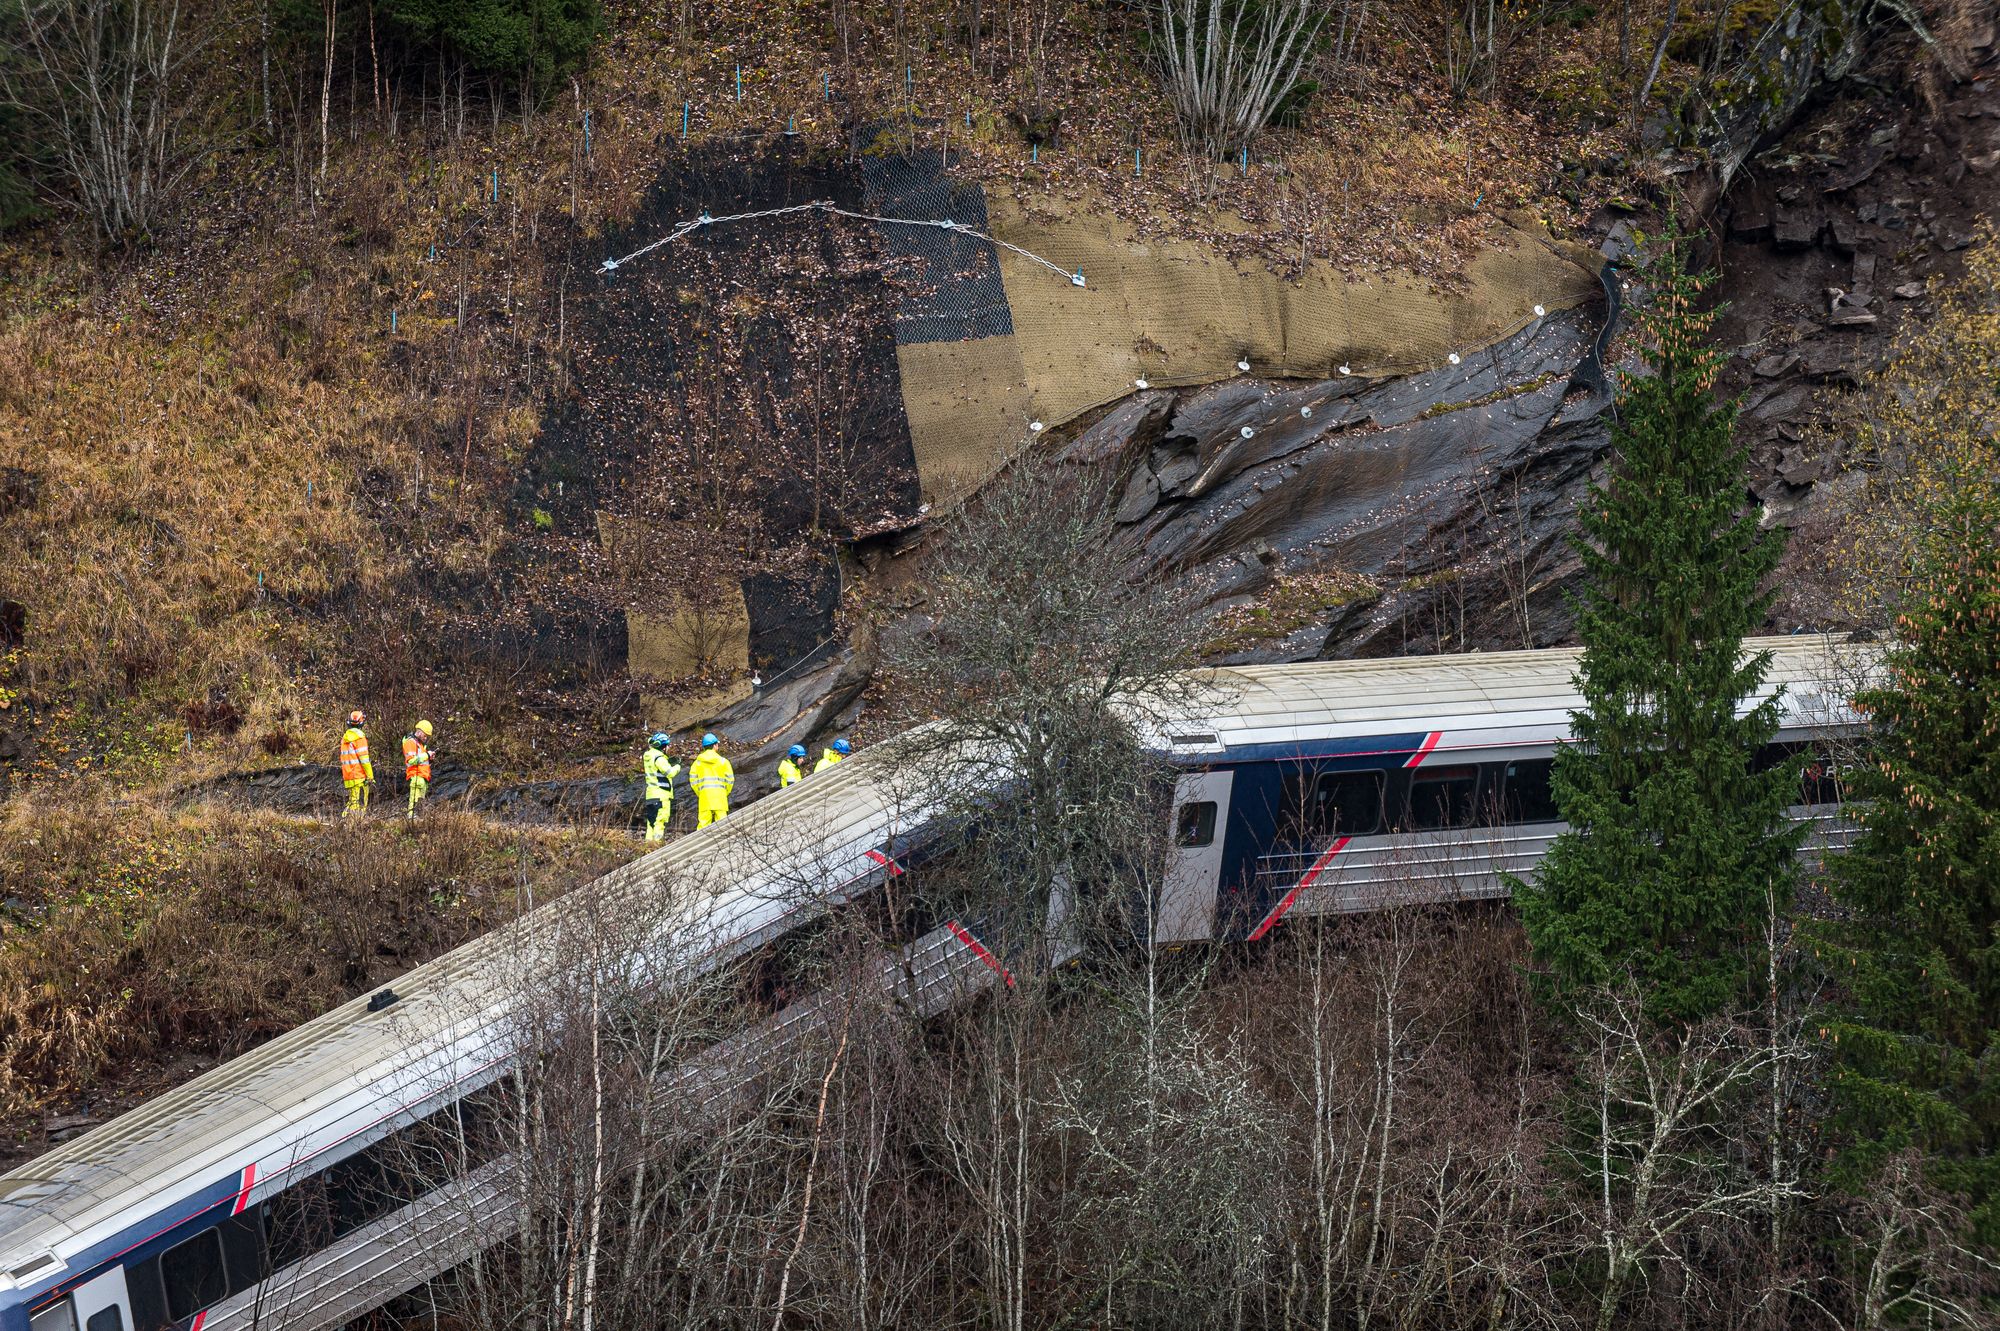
[0,636,1875,1331]
[0,739,987,1331]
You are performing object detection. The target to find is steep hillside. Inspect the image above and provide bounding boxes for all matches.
[0,0,1987,1151]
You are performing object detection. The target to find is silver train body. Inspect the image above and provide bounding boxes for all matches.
[0,636,1874,1331]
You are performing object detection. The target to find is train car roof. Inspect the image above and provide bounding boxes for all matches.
[0,737,954,1294]
[1158,634,1875,758]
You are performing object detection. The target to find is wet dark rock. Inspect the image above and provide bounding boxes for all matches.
[1151,445,1200,497]
[1115,305,1611,659]
[1772,205,1822,250]
[1115,463,1160,524]
[1058,390,1174,467]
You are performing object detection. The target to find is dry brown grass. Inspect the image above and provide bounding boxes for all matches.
[0,314,402,744]
[0,800,630,1127]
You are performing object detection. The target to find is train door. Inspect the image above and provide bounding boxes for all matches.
[66,1267,128,1331]
[1157,771,1233,944]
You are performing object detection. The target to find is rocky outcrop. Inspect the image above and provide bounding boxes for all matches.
[1088,294,1617,660]
[1708,23,2000,623]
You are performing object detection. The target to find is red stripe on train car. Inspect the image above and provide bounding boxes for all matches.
[1248,835,1353,941]
[1403,731,1444,768]
[946,921,1015,988]
[230,1163,257,1215]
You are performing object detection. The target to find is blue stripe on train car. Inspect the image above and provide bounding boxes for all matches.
[2,1167,244,1325]
[1203,733,1434,939]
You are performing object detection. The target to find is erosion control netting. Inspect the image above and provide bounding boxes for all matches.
[874,158,1601,505]
[536,137,920,711]
[861,143,1016,344]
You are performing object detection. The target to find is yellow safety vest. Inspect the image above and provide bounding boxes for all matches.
[690,750,735,799]
[644,748,681,800]
[815,747,845,774]
[778,758,803,787]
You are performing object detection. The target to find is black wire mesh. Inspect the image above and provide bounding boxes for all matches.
[860,141,1016,345]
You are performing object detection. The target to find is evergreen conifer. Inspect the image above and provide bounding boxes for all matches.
[1819,484,2000,1243]
[1516,236,1799,1024]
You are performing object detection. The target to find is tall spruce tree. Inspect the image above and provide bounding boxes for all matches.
[1818,484,2000,1244]
[1516,235,1799,1024]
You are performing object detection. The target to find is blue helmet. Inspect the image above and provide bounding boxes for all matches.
[788,744,807,760]
[701,733,719,748]
[832,737,851,755]
[649,732,669,749]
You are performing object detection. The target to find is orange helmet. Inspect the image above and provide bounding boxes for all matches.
[350,710,365,724]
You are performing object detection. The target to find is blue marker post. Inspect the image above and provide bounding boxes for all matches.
[1241,146,1248,175]
[682,102,689,138]
[490,168,498,201]
[905,66,912,102]
[1135,146,1142,176]
[823,71,830,100]
[1032,143,1038,165]
[391,310,398,333]
[735,65,742,102]
[583,110,591,157]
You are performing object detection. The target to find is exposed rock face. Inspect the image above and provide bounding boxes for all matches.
[1710,27,2000,624]
[1092,298,1616,660]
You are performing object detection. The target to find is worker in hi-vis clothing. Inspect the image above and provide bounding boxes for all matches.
[815,737,852,774]
[402,720,434,818]
[778,744,807,788]
[642,732,682,842]
[339,711,374,817]
[689,733,735,827]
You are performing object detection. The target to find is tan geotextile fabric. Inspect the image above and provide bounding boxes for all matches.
[896,336,1034,505]
[896,195,1600,505]
[628,590,753,733]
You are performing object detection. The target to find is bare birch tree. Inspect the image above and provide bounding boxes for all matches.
[1149,0,1326,158]
[2,0,207,241]
[1571,990,1810,1331]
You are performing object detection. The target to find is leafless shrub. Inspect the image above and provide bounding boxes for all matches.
[1569,989,1811,1331]
[1149,0,1326,158]
[884,452,1210,962]
[1834,1152,2000,1331]
[1,0,209,242]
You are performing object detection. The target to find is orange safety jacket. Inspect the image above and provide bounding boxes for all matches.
[339,727,372,783]
[403,734,432,782]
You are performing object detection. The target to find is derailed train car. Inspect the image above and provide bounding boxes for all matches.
[0,636,1872,1331]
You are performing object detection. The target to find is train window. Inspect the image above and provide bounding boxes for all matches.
[85,1308,123,1331]
[160,1231,226,1322]
[124,1257,166,1331]
[1311,771,1383,837]
[1404,766,1479,830]
[1503,759,1559,823]
[1800,749,1846,805]
[28,1299,75,1331]
[1175,801,1217,847]
[217,1209,264,1299]
[266,1083,514,1272]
